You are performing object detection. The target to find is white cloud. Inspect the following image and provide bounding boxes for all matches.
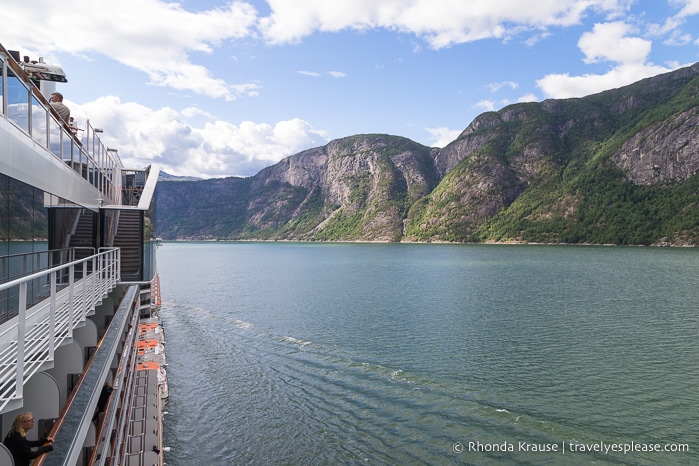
[517,93,539,102]
[475,100,496,111]
[4,0,686,179]
[578,22,650,64]
[487,81,518,93]
[525,32,552,47]
[654,1,699,45]
[297,70,346,78]
[181,107,217,119]
[1,0,259,100]
[663,30,694,46]
[647,15,684,37]
[1,0,644,108]
[70,96,329,178]
[674,0,699,17]
[536,20,679,99]
[0,0,642,106]
[537,62,672,99]
[258,0,627,49]
[424,127,461,148]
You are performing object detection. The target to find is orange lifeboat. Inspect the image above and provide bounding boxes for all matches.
[137,361,160,371]
[137,339,159,349]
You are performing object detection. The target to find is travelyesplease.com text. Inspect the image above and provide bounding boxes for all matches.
[453,440,689,455]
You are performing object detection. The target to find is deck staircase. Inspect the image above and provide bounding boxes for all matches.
[113,211,142,281]
[68,210,97,261]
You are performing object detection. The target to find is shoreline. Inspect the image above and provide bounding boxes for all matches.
[161,238,698,247]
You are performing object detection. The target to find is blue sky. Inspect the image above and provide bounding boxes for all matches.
[3,0,699,178]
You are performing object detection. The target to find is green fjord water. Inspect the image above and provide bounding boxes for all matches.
[157,243,698,465]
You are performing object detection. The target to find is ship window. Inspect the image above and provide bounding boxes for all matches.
[0,174,49,324]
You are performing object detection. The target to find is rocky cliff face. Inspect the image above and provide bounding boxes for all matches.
[157,63,699,245]
[611,107,699,185]
[245,135,439,241]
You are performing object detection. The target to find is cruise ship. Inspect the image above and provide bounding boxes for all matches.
[0,43,166,465]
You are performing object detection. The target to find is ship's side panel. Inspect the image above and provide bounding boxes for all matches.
[1,44,164,466]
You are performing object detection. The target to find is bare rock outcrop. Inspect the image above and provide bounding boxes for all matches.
[611,108,699,185]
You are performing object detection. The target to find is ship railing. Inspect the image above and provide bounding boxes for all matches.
[0,247,120,414]
[94,289,142,466]
[38,285,142,466]
[0,247,93,325]
[0,47,123,205]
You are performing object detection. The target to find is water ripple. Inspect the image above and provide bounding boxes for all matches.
[157,243,699,465]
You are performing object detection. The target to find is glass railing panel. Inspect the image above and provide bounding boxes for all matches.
[93,160,100,190]
[80,153,87,181]
[31,94,48,147]
[2,54,123,207]
[84,129,93,155]
[6,72,29,133]
[0,57,4,116]
[49,116,62,159]
[87,157,94,185]
[62,126,73,162]
[77,147,86,178]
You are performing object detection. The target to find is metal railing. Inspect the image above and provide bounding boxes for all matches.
[0,44,123,205]
[0,248,121,414]
[95,289,141,466]
[40,285,141,466]
[0,247,92,324]
[0,248,76,282]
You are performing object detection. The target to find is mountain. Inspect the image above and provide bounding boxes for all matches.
[158,172,202,182]
[157,63,699,245]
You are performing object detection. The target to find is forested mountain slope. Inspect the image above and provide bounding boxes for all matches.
[157,63,699,245]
